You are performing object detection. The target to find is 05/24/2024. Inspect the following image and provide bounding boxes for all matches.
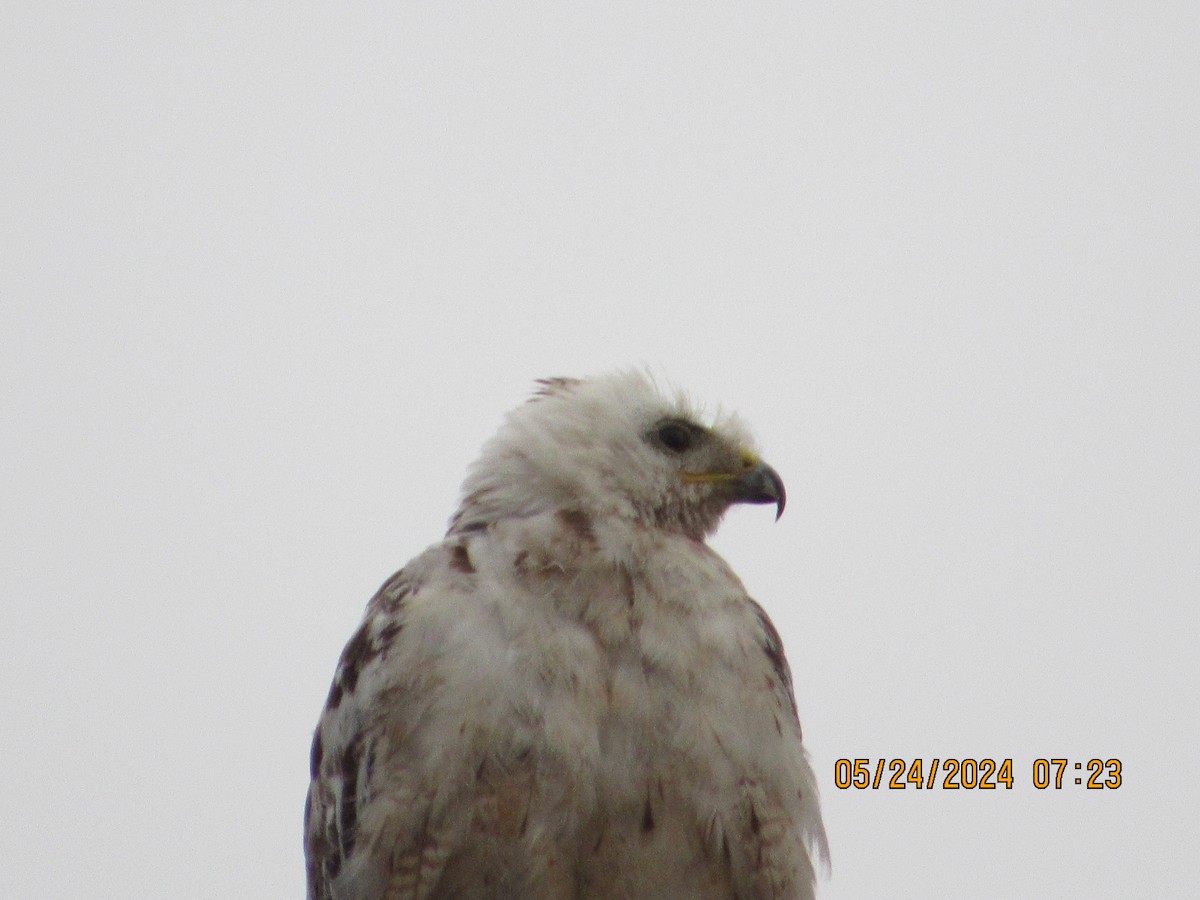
[833,757,1123,790]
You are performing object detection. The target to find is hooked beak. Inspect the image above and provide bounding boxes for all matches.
[731,461,787,521]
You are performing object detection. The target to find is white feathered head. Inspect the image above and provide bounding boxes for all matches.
[449,371,784,541]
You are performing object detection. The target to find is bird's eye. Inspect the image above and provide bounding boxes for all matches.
[655,421,694,454]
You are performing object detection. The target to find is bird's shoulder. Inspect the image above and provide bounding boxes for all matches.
[311,510,798,765]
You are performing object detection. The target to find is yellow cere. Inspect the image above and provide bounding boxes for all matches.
[681,448,760,484]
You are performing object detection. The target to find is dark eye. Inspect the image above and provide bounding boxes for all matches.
[656,421,694,454]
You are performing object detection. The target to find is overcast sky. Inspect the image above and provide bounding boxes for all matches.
[2,3,1197,898]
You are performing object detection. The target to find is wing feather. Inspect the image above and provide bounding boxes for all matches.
[305,565,429,900]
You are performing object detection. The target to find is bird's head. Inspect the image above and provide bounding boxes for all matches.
[450,371,785,541]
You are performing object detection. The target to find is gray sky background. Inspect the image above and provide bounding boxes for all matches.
[2,3,1196,898]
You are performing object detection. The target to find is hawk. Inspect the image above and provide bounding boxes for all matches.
[305,372,827,899]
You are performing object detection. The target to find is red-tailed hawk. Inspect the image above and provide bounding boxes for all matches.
[305,372,828,899]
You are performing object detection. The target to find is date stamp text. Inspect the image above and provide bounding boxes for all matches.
[832,758,1122,790]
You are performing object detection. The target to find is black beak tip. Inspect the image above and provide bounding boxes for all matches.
[770,468,787,521]
[734,462,786,521]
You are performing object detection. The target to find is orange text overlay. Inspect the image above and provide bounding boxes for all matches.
[832,758,1123,790]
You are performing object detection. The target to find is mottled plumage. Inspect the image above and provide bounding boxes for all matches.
[305,372,827,899]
